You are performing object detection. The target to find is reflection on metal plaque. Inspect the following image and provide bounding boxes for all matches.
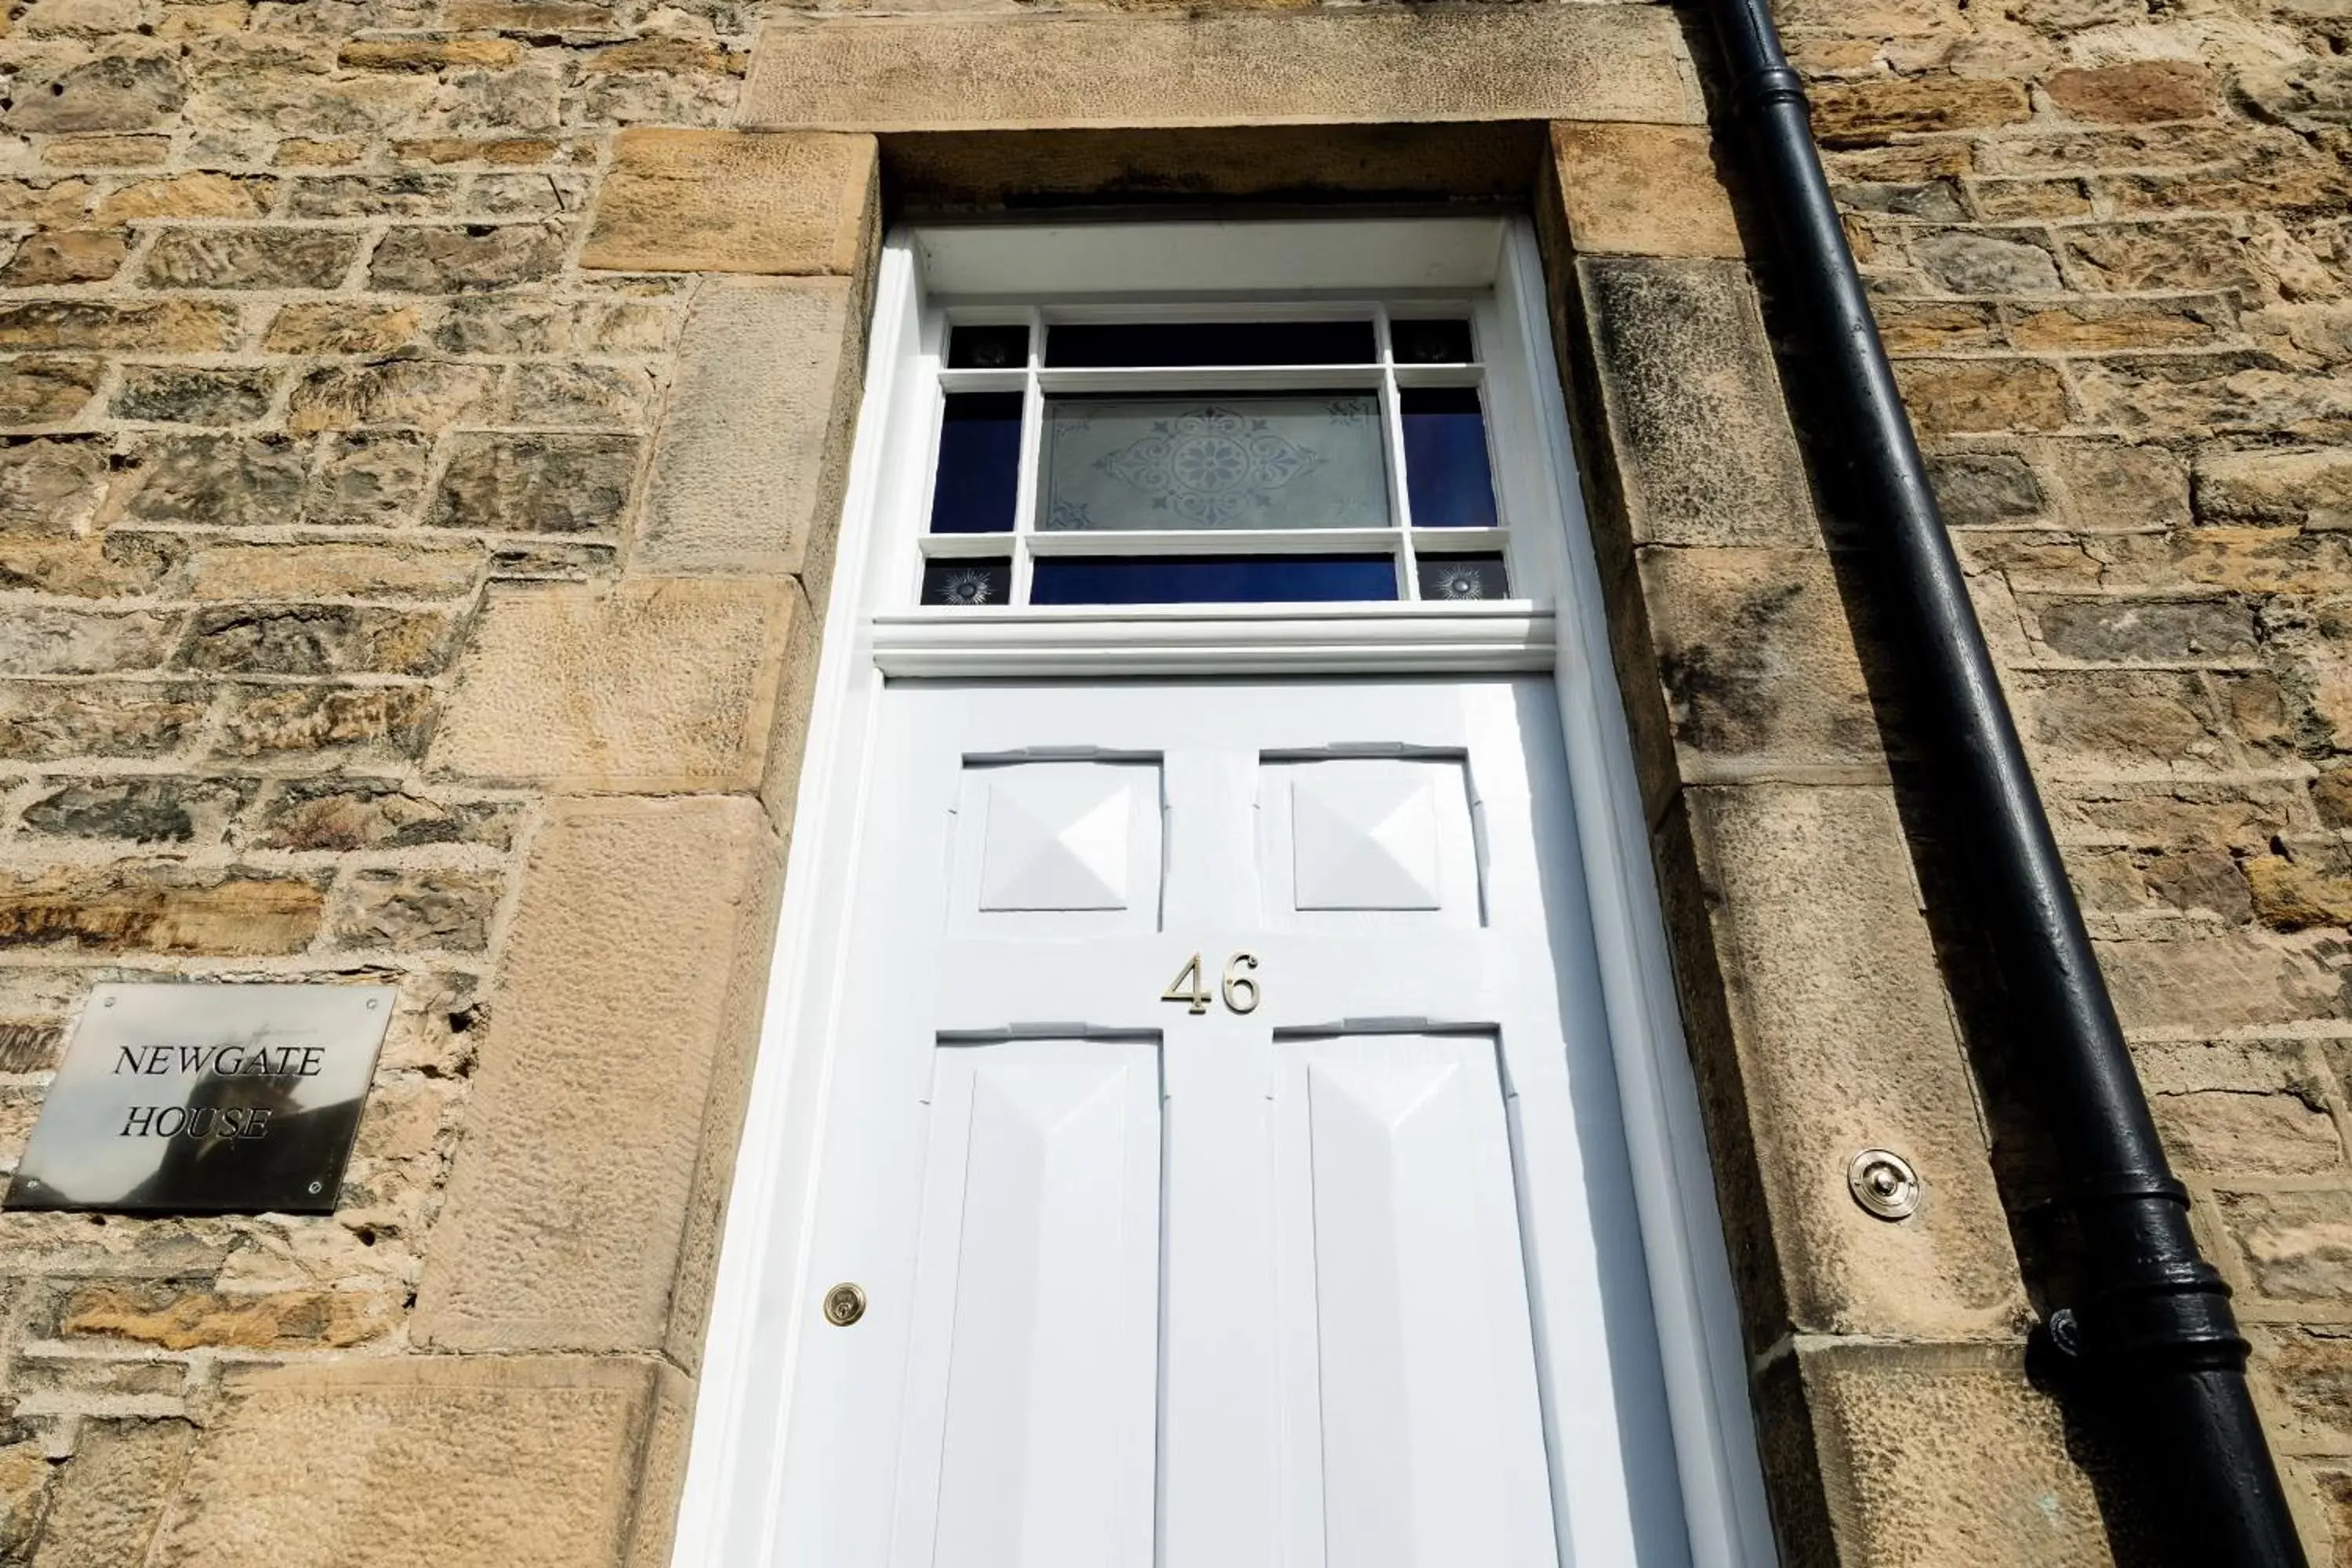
[5,982,394,1216]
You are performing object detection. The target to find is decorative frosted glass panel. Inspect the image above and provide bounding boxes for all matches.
[1047,321,1375,368]
[1031,555,1398,605]
[922,558,1011,606]
[931,393,1023,535]
[1400,388,1498,529]
[1416,554,1509,601]
[1043,396,1388,532]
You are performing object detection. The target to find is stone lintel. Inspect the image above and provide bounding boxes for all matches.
[884,122,1549,210]
[739,9,1703,133]
[152,1356,689,1568]
[581,129,877,276]
[413,795,779,1358]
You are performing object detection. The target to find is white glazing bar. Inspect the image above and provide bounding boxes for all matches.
[1376,304,1420,601]
[1011,305,1045,606]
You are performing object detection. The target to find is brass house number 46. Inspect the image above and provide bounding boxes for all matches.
[1161,952,1261,1016]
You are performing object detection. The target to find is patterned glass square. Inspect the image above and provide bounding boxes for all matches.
[1415,554,1509,601]
[1041,395,1389,532]
[921,558,1012,606]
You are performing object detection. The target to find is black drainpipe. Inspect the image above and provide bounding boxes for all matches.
[1697,2,2308,1562]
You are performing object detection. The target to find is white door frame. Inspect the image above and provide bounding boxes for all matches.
[670,217,1778,1568]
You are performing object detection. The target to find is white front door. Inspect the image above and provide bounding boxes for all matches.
[775,674,1688,1567]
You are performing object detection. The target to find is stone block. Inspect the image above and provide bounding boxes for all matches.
[0,299,235,352]
[151,1356,688,1567]
[413,796,775,1354]
[1809,77,2031,144]
[580,129,874,276]
[20,775,253,845]
[2195,447,2352,531]
[429,579,800,792]
[2136,1041,2344,1178]
[140,227,357,290]
[1893,358,2071,433]
[1575,256,1817,549]
[249,781,516,853]
[1793,1341,2112,1566]
[178,539,481,601]
[2045,61,2216,124]
[1636,546,1885,788]
[214,684,436,762]
[329,867,501,953]
[35,1417,193,1568]
[0,864,325,955]
[739,8,1700,132]
[0,354,103,425]
[2216,1189,2352,1307]
[58,1283,394,1351]
[424,432,640,537]
[2250,1328,2352,1451]
[367,220,566,292]
[0,227,128,285]
[0,680,206,761]
[110,365,274,425]
[641,276,862,581]
[1549,122,1742,260]
[175,604,456,677]
[1676,785,2026,1344]
[2096,931,2346,1034]
[2023,594,2257,662]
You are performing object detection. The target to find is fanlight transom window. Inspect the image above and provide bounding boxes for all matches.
[913,308,1513,609]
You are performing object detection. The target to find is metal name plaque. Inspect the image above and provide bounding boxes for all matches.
[5,982,394,1216]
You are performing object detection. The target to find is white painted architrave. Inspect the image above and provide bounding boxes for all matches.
[671,218,1777,1568]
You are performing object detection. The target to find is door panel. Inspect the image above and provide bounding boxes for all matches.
[892,1040,1162,1568]
[775,679,1688,1568]
[1280,1033,1556,1568]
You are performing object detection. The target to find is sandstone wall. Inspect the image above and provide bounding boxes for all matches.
[0,3,849,1562]
[0,0,2339,1563]
[1777,0,2352,1552]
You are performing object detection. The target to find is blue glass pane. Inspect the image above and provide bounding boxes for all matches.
[1401,388,1499,528]
[929,393,1022,534]
[1031,554,1398,605]
[1047,321,1375,368]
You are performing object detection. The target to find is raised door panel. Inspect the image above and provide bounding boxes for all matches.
[891,1040,1163,1568]
[1276,1033,1559,1568]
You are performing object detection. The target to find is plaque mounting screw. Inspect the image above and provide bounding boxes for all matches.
[822,1283,867,1327]
[1848,1149,1922,1221]
[365,998,379,1010]
[102,996,115,1007]
[307,1181,323,1195]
